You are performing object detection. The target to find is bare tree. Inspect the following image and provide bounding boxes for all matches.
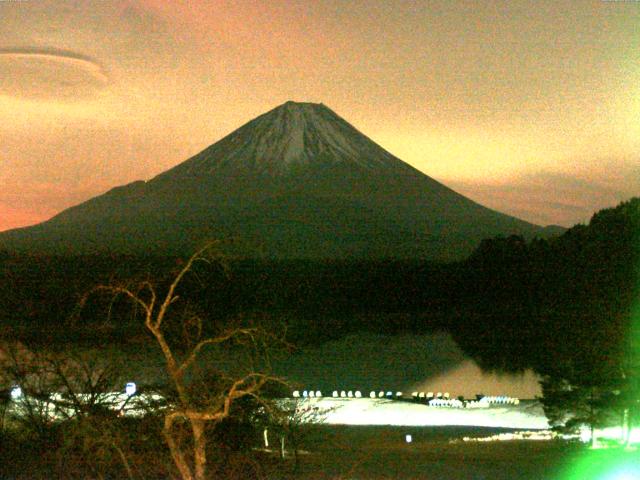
[268,397,333,472]
[84,243,287,480]
[0,342,60,437]
[0,343,137,479]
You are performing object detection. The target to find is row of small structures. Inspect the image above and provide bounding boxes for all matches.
[292,390,520,408]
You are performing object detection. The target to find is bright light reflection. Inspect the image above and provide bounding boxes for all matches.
[559,449,640,480]
[285,398,549,429]
[461,430,556,442]
[125,382,136,396]
[10,386,22,400]
[579,426,592,444]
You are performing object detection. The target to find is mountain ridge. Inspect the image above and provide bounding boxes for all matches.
[0,101,557,260]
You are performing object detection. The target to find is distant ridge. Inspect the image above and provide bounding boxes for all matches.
[0,101,556,259]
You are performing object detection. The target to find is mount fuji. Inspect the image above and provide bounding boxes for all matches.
[0,101,555,259]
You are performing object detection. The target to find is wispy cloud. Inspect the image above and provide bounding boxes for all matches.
[0,47,110,102]
[448,164,640,227]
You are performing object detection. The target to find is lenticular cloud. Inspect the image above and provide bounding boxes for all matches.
[0,47,109,102]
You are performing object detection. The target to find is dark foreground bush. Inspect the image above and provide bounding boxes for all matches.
[0,413,292,479]
[1,415,168,479]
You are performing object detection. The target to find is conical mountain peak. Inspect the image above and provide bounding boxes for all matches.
[154,101,413,180]
[0,101,549,259]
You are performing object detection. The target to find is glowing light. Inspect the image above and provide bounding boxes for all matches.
[576,427,640,446]
[405,434,412,443]
[559,449,640,480]
[579,426,592,444]
[125,382,136,396]
[560,209,640,480]
[10,386,22,400]
[289,397,549,428]
[461,430,557,442]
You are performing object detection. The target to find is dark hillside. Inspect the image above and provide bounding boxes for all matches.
[448,197,640,376]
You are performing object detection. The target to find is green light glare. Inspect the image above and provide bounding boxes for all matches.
[562,205,640,480]
[559,449,640,480]
[626,210,640,445]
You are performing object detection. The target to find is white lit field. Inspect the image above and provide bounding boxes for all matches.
[287,397,550,429]
[6,387,546,429]
[291,398,640,446]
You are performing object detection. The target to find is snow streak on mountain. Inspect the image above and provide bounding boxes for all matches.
[158,101,411,178]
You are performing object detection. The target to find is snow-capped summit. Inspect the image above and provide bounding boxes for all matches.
[0,102,552,259]
[156,101,411,178]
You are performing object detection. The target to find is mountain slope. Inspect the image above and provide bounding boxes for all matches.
[0,101,552,260]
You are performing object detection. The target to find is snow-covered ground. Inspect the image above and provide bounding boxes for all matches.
[290,397,550,430]
[6,385,547,429]
[292,398,640,446]
[11,388,640,445]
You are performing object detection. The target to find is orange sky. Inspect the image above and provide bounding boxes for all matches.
[1,0,638,231]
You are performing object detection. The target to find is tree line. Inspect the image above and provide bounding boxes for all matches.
[448,198,640,443]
